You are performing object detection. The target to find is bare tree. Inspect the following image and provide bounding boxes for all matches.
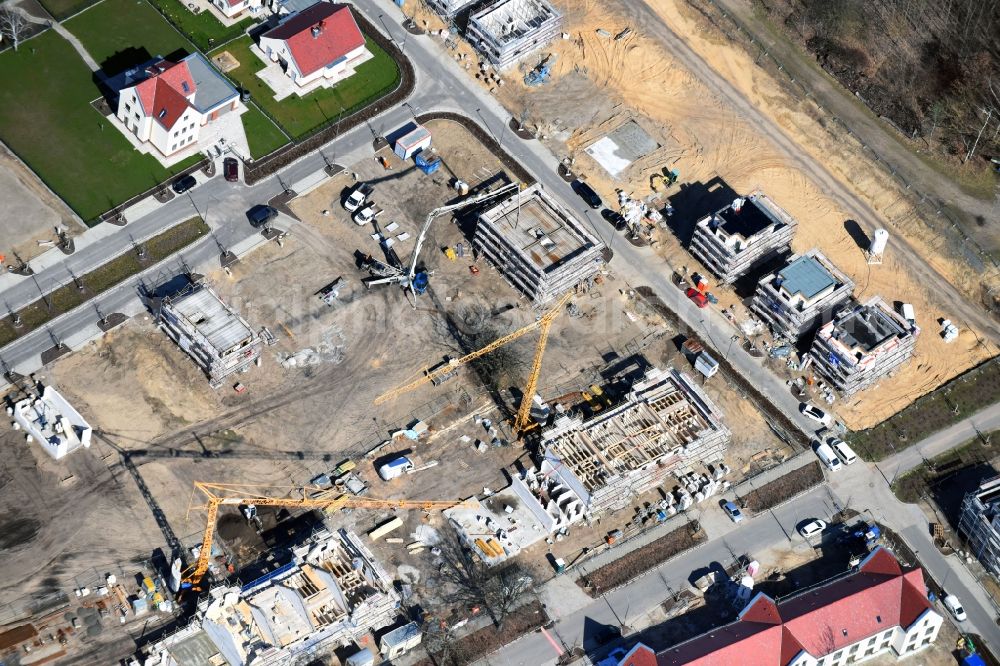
[434,534,534,630]
[0,9,29,52]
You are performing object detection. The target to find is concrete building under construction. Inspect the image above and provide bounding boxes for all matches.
[535,366,730,518]
[473,183,604,304]
[809,296,918,397]
[136,528,400,666]
[689,191,797,284]
[425,0,477,18]
[751,249,854,341]
[959,476,1000,577]
[153,282,262,387]
[465,0,562,69]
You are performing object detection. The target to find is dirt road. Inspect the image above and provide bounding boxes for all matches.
[712,0,1000,250]
[624,0,1000,343]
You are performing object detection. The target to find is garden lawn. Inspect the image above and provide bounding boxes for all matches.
[241,104,288,159]
[213,35,400,138]
[0,32,198,223]
[65,0,194,67]
[37,0,99,20]
[145,0,254,52]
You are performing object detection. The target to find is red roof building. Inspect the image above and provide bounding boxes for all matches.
[259,3,368,85]
[618,548,943,666]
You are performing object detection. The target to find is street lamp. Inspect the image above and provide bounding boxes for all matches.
[475,107,500,146]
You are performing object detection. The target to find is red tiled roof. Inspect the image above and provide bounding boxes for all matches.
[132,60,196,129]
[648,548,934,666]
[263,3,365,78]
[616,643,658,666]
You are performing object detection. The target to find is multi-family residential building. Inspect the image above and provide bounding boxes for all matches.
[959,476,1000,577]
[809,296,918,397]
[465,0,562,69]
[113,54,240,159]
[689,191,797,284]
[258,3,370,91]
[211,0,261,19]
[617,548,942,666]
[751,249,854,341]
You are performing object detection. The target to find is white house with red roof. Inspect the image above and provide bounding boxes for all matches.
[210,0,261,20]
[113,53,242,162]
[256,2,371,98]
[617,548,943,666]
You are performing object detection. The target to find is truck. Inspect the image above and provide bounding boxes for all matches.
[353,203,383,226]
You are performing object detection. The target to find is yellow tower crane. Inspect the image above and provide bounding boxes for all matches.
[373,291,572,435]
[179,481,473,594]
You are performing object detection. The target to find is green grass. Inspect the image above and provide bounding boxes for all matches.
[849,359,1000,461]
[65,0,195,66]
[240,104,288,159]
[37,0,100,21]
[0,217,208,349]
[212,35,400,138]
[145,0,254,52]
[892,431,998,503]
[0,32,199,223]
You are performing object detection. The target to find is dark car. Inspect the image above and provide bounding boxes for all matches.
[601,208,627,231]
[246,205,278,228]
[572,179,602,209]
[223,157,239,182]
[171,174,197,194]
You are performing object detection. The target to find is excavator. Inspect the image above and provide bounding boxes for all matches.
[176,481,473,595]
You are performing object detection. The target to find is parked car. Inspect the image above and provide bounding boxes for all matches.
[246,204,278,228]
[798,519,827,538]
[377,456,414,481]
[171,174,197,194]
[601,208,627,231]
[572,179,602,209]
[800,402,833,426]
[829,438,858,465]
[943,594,967,622]
[223,157,239,182]
[344,183,374,212]
[685,287,709,308]
[722,500,744,523]
[353,203,382,226]
[813,440,843,472]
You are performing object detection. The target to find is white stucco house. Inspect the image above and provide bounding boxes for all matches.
[257,2,370,94]
[211,0,261,19]
[113,53,240,159]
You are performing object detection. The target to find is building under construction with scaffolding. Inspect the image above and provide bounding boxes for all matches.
[465,0,562,69]
[751,249,854,341]
[151,282,262,388]
[689,191,797,284]
[535,366,730,518]
[137,528,400,666]
[809,296,918,397]
[473,183,604,304]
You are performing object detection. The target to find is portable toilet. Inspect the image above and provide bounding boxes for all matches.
[394,124,432,160]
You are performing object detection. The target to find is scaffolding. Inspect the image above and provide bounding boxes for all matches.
[465,0,563,68]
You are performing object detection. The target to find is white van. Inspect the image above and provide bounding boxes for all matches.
[378,456,414,480]
[829,439,858,466]
[814,442,842,472]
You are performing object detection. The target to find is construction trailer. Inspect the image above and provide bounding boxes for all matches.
[137,529,400,666]
[472,183,605,304]
[465,0,563,69]
[152,282,263,388]
[424,0,478,18]
[533,366,730,519]
[809,296,918,397]
[751,248,854,341]
[393,124,432,160]
[689,191,797,284]
[959,476,1000,577]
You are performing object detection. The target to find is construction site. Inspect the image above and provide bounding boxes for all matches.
[0,116,791,665]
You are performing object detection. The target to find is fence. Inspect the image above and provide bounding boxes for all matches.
[689,0,1000,281]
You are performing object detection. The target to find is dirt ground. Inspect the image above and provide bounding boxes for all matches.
[445,0,998,429]
[0,145,82,266]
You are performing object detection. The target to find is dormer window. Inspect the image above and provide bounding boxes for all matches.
[158,109,167,119]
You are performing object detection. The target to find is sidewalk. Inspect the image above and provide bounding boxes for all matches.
[879,402,1000,477]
